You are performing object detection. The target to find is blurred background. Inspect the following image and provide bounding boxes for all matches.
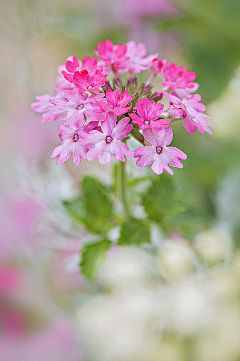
[1,0,240,360]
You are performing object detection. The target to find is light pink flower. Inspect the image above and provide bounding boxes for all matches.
[48,88,106,129]
[163,91,213,135]
[129,98,170,129]
[31,94,59,123]
[51,122,99,165]
[54,64,74,96]
[94,39,129,69]
[163,63,199,98]
[134,127,187,175]
[80,113,134,164]
[98,89,133,116]
[121,41,158,73]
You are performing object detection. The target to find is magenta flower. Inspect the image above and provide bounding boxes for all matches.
[149,58,168,75]
[94,39,129,69]
[129,98,170,129]
[51,122,99,165]
[80,113,134,164]
[163,91,213,135]
[62,56,107,92]
[48,88,106,129]
[163,63,199,98]
[72,69,106,92]
[31,94,59,123]
[121,41,158,73]
[134,127,187,175]
[98,89,133,116]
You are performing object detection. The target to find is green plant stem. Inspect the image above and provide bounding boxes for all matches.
[117,160,130,219]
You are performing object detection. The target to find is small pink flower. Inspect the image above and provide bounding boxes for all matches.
[54,63,75,96]
[62,56,107,92]
[48,88,106,129]
[94,39,129,69]
[163,91,213,135]
[72,69,106,92]
[51,122,98,165]
[134,127,187,175]
[163,63,199,98]
[121,41,158,73]
[31,94,59,123]
[149,58,168,75]
[129,98,170,129]
[98,89,133,116]
[80,113,134,164]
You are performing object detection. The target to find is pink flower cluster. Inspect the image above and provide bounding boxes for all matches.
[31,39,213,175]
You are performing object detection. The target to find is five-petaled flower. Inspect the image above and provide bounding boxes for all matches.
[129,98,170,130]
[80,113,134,164]
[134,127,187,175]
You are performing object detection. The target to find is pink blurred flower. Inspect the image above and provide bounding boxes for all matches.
[134,127,187,175]
[122,41,158,73]
[149,58,168,75]
[80,113,134,164]
[129,98,170,129]
[0,266,25,295]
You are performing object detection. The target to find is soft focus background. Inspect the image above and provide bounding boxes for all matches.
[1,0,240,360]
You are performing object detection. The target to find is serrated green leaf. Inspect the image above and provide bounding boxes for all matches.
[118,218,151,246]
[141,174,175,223]
[80,239,112,282]
[63,176,114,234]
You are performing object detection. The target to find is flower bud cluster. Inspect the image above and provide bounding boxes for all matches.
[31,39,213,175]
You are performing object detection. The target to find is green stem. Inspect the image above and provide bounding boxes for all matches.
[117,160,130,218]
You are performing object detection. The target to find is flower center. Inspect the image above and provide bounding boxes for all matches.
[156,146,162,154]
[106,136,113,143]
[144,120,150,125]
[73,134,79,142]
[78,104,84,110]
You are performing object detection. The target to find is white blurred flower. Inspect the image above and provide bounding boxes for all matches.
[100,247,153,290]
[77,290,160,361]
[194,229,230,266]
[157,238,195,281]
[194,306,240,361]
[165,280,214,335]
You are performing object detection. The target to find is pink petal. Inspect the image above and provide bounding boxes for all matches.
[112,117,133,140]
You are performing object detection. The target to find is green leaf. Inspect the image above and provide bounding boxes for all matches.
[118,218,151,246]
[80,239,112,282]
[81,176,114,233]
[63,197,86,223]
[141,174,175,223]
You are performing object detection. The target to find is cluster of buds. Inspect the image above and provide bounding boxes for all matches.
[31,39,213,175]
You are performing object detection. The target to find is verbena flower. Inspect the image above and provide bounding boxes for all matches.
[51,122,99,165]
[31,38,212,175]
[48,88,106,129]
[79,112,134,164]
[129,98,170,129]
[134,127,187,175]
